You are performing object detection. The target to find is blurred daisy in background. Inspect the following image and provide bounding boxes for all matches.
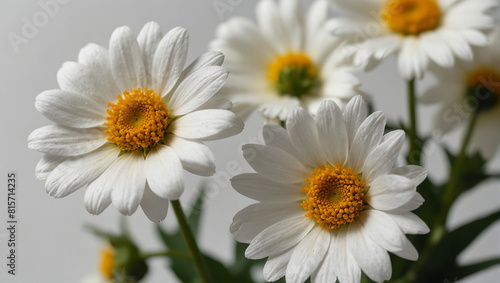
[330,0,498,80]
[28,22,243,222]
[210,0,364,124]
[231,96,429,282]
[421,28,500,158]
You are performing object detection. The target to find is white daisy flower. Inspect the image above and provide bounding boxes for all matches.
[210,0,364,124]
[28,22,244,222]
[231,96,429,283]
[330,0,498,80]
[421,28,500,158]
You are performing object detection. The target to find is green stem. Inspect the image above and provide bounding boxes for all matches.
[438,110,479,226]
[407,79,421,166]
[170,200,212,283]
[141,251,191,261]
[401,111,479,283]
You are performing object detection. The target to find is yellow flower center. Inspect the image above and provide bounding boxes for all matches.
[466,67,500,112]
[105,87,169,152]
[267,53,318,98]
[301,164,366,231]
[99,246,116,281]
[383,0,441,35]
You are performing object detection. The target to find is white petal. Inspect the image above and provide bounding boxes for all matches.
[343,95,368,146]
[386,211,430,234]
[35,89,106,128]
[109,26,146,91]
[110,151,146,215]
[441,29,473,61]
[168,66,228,116]
[231,173,304,203]
[263,124,299,158]
[179,51,225,81]
[392,192,425,212]
[397,37,428,80]
[263,248,295,282]
[306,0,329,41]
[165,135,215,176]
[348,111,386,172]
[137,21,163,87]
[311,244,337,283]
[359,210,412,259]
[152,27,189,95]
[316,100,349,166]
[420,31,455,68]
[329,227,361,283]
[35,155,66,180]
[468,110,500,158]
[84,178,112,215]
[212,17,277,63]
[145,144,184,200]
[256,0,289,53]
[28,125,107,156]
[363,130,405,183]
[392,237,419,261]
[194,97,232,111]
[45,143,118,198]
[140,185,169,222]
[171,109,243,141]
[242,144,309,184]
[286,227,330,283]
[347,221,392,282]
[388,165,428,187]
[279,0,304,50]
[57,61,119,106]
[76,44,121,104]
[245,216,314,259]
[286,108,324,167]
[368,175,415,211]
[419,82,464,104]
[231,202,305,243]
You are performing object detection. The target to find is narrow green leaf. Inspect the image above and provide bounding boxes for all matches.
[456,258,500,280]
[422,209,500,273]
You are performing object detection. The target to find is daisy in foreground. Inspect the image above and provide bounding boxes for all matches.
[28,22,243,222]
[231,96,429,282]
[421,28,500,158]
[210,0,364,123]
[329,0,498,80]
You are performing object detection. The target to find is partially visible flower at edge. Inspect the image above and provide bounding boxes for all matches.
[210,0,366,124]
[28,22,244,222]
[329,0,498,80]
[231,96,429,282]
[421,27,500,158]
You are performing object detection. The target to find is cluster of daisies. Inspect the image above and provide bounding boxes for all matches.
[28,0,499,282]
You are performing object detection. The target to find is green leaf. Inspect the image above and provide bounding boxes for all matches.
[419,209,500,278]
[456,258,500,280]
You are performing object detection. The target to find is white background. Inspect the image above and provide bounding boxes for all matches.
[0,0,499,282]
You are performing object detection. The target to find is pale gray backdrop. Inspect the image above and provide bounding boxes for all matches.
[0,0,499,282]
